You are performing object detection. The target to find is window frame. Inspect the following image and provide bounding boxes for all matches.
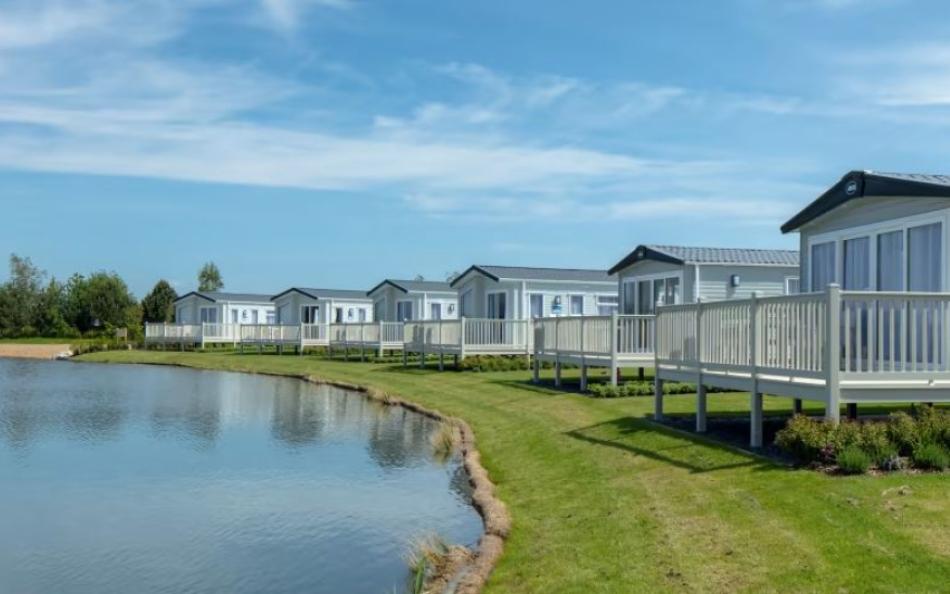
[806,210,948,292]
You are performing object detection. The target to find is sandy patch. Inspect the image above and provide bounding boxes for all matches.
[0,344,71,360]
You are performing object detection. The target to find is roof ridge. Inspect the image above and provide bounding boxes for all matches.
[477,264,608,272]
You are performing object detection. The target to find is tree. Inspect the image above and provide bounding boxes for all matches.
[142,280,177,323]
[33,278,71,337]
[63,272,138,333]
[0,254,45,336]
[198,262,224,292]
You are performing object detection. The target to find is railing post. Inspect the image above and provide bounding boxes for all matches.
[378,320,385,358]
[459,317,466,361]
[532,319,541,384]
[554,317,562,387]
[749,293,762,448]
[695,299,706,433]
[825,284,842,424]
[609,312,619,387]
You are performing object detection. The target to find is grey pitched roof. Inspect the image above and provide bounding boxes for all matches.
[367,279,455,295]
[174,291,274,304]
[450,264,612,287]
[608,244,798,274]
[271,287,373,301]
[782,170,950,233]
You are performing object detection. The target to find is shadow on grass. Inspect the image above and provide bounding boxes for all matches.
[566,416,780,475]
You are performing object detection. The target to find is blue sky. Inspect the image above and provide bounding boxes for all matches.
[3,0,950,296]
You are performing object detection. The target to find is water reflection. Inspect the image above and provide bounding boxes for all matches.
[0,359,482,594]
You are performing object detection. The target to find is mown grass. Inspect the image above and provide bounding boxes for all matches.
[76,350,950,594]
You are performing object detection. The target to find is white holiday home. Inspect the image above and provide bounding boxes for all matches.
[367,279,458,321]
[608,244,800,314]
[174,291,275,325]
[271,287,374,325]
[450,265,617,320]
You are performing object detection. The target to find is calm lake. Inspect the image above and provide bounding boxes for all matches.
[0,359,482,594]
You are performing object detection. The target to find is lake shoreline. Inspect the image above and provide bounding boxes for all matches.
[76,356,509,594]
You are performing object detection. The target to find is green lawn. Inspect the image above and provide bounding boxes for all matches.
[77,350,950,594]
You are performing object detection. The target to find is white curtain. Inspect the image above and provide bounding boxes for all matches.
[908,222,942,291]
[810,242,836,291]
[843,236,870,290]
[876,230,904,291]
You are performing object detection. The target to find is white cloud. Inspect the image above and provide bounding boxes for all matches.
[259,0,353,31]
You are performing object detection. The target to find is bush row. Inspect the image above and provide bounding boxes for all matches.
[588,381,694,398]
[775,406,950,473]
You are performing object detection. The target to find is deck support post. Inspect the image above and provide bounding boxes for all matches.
[825,284,842,425]
[532,355,540,383]
[580,365,588,392]
[846,403,858,420]
[696,385,707,433]
[609,312,619,387]
[439,352,444,372]
[454,354,460,369]
[793,399,803,414]
[638,367,645,381]
[654,378,664,421]
[554,360,562,387]
[402,348,408,368]
[750,391,764,449]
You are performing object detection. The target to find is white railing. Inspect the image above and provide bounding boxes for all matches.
[655,286,950,384]
[405,318,530,353]
[328,322,406,346]
[840,291,950,377]
[533,315,655,358]
[201,323,241,342]
[301,323,329,344]
[240,324,301,344]
[145,323,201,342]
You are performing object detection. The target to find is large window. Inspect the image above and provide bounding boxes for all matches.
[396,301,413,321]
[430,303,442,320]
[199,307,217,323]
[785,277,800,295]
[810,241,836,291]
[569,295,584,316]
[530,294,544,318]
[301,305,319,324]
[487,292,506,319]
[373,300,384,321]
[231,310,239,323]
[251,310,259,324]
[637,281,652,314]
[597,295,619,316]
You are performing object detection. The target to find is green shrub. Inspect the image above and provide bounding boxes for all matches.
[915,405,950,450]
[887,411,919,456]
[836,445,872,475]
[912,443,949,471]
[588,381,694,399]
[458,355,530,373]
[775,415,837,463]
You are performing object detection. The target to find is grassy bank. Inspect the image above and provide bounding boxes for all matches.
[77,350,950,594]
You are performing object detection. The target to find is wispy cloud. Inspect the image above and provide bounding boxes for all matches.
[259,0,353,31]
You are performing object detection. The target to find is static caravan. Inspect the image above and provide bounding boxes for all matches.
[271,288,374,325]
[782,170,950,294]
[173,291,275,325]
[450,265,617,320]
[367,279,458,322]
[608,245,800,314]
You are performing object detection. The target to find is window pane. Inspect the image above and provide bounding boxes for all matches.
[638,281,652,314]
[810,241,836,291]
[653,279,665,310]
[877,231,903,291]
[908,223,942,291]
[666,277,680,305]
[843,236,870,290]
[785,278,800,295]
[622,283,636,314]
[530,294,543,318]
[570,295,583,315]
